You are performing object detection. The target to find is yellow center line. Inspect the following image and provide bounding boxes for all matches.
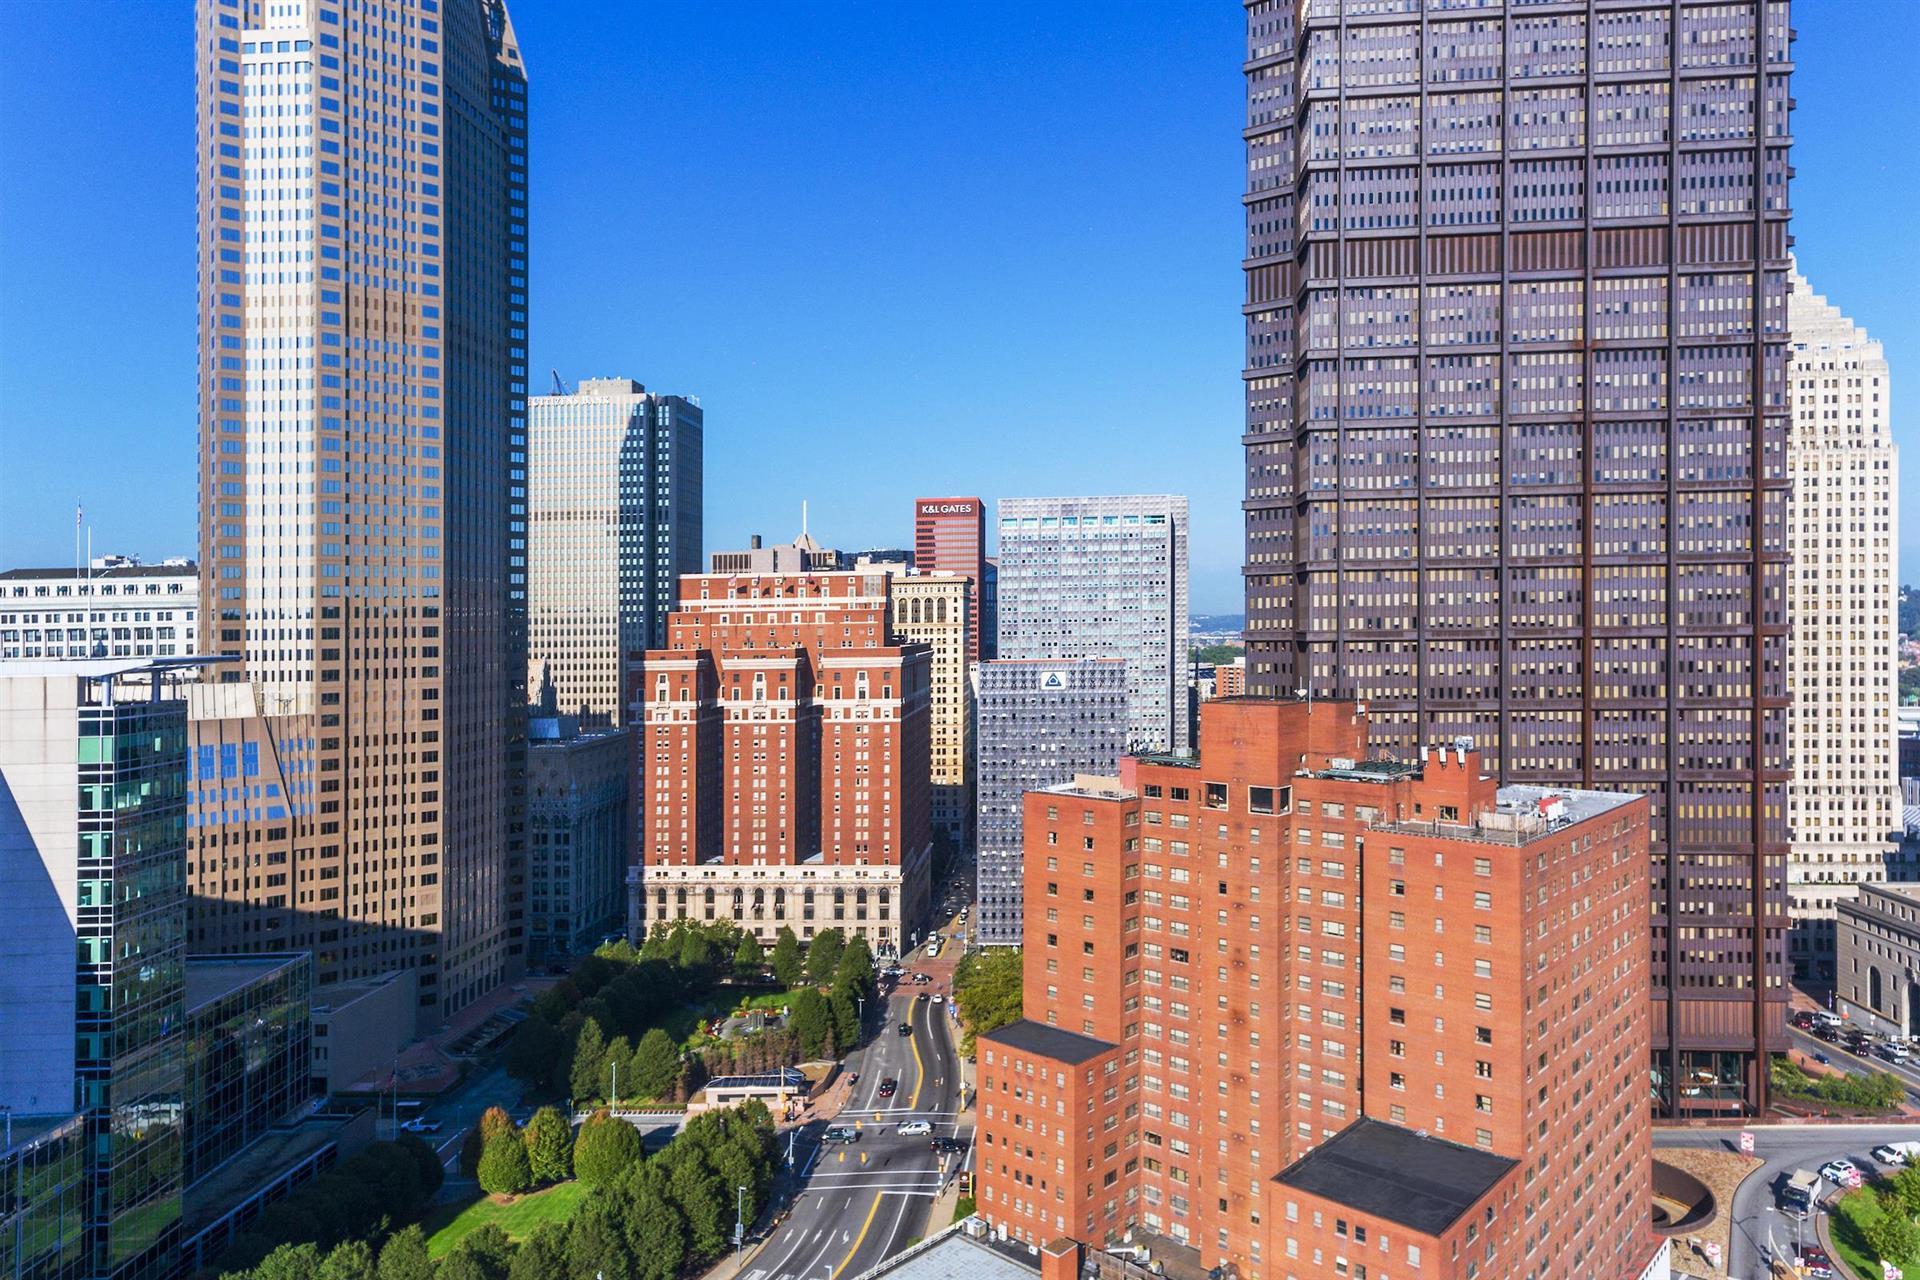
[832,1190,886,1278]
[907,995,927,1111]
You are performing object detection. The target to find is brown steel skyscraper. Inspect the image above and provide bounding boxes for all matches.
[189,0,529,1027]
[1241,0,1792,1113]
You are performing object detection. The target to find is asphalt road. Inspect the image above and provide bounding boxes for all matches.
[742,979,966,1279]
[1789,1025,1920,1104]
[1656,1122,1920,1278]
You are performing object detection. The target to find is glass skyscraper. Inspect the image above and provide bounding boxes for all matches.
[190,0,530,1024]
[1242,0,1792,1113]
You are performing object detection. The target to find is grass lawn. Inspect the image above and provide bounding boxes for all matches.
[734,991,793,1013]
[1829,1185,1894,1280]
[424,1181,590,1258]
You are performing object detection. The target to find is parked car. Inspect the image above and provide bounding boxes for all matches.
[1819,1159,1861,1188]
[1813,1025,1840,1043]
[877,1078,898,1098]
[1811,1051,1830,1065]
[1873,1142,1920,1165]
[823,1125,861,1145]
[1790,1010,1814,1030]
[912,973,933,985]
[895,1120,933,1137]
[399,1119,442,1135]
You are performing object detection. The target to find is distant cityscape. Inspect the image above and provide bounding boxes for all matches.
[3,5,1916,1280]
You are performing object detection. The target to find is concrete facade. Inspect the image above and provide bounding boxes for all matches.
[1786,266,1905,983]
[0,561,197,662]
[527,378,702,725]
[880,569,974,853]
[1836,883,1920,1039]
[973,658,1128,946]
[996,497,1189,756]
[526,715,629,961]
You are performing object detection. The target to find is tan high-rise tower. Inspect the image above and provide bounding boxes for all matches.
[190,0,529,1028]
[1786,265,1905,983]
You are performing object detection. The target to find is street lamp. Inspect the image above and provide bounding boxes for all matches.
[735,1185,749,1257]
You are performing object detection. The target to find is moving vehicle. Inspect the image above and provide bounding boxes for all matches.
[1879,1041,1912,1064]
[929,1136,966,1154]
[895,1120,933,1137]
[823,1125,861,1144]
[1819,1159,1861,1188]
[899,1022,913,1037]
[399,1118,442,1135]
[932,994,945,1004]
[1873,1141,1920,1165]
[1797,1246,1835,1278]
[1813,1010,1843,1028]
[1811,1051,1831,1065]
[877,1078,898,1098]
[1781,1169,1822,1212]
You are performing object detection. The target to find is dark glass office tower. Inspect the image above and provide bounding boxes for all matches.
[1241,0,1792,1114]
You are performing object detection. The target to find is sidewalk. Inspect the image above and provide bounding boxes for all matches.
[349,975,557,1097]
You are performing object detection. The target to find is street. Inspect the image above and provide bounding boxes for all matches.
[741,984,966,1280]
[1788,1024,1920,1105]
[1656,1123,1920,1278]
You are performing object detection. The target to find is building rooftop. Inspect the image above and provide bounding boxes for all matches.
[1042,775,1136,802]
[980,1020,1115,1065]
[1273,1118,1517,1237]
[185,953,308,1012]
[852,1222,1039,1280]
[704,1069,807,1091]
[1850,882,1920,910]
[0,562,195,581]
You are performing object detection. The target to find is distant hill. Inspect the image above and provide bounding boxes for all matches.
[1191,614,1244,633]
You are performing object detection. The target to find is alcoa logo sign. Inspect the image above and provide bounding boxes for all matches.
[1039,671,1070,692]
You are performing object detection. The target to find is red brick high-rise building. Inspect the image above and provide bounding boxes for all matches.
[913,497,986,662]
[629,565,933,953]
[975,698,1658,1280]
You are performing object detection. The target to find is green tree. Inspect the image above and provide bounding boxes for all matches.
[677,929,716,973]
[478,1131,533,1198]
[664,1151,726,1261]
[835,935,874,993]
[618,1164,686,1280]
[506,1015,565,1090]
[315,1240,376,1280]
[952,948,1023,1053]
[600,1036,633,1105]
[805,929,845,984]
[523,1107,573,1186]
[788,987,830,1058]
[376,1229,433,1280]
[1866,1207,1920,1266]
[1892,1162,1920,1218]
[828,984,860,1050]
[562,1195,636,1280]
[506,1225,566,1280]
[732,934,765,980]
[569,1017,607,1102]
[254,1244,324,1280]
[572,1111,643,1187]
[457,1226,515,1280]
[769,927,805,988]
[395,1132,444,1205]
[632,1028,682,1101]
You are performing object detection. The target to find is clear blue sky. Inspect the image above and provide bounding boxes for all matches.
[2,3,1916,614]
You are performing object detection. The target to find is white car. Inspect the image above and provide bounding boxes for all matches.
[1819,1159,1861,1187]
[932,994,945,1004]
[399,1118,443,1135]
[895,1120,933,1137]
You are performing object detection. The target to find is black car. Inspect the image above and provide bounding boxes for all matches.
[929,1136,966,1154]
[877,1078,898,1097]
[899,1022,913,1036]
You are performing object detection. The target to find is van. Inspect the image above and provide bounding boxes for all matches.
[1873,1142,1920,1166]
[1782,1170,1822,1213]
[1879,1042,1911,1064]
[823,1125,860,1145]
[1813,1011,1843,1028]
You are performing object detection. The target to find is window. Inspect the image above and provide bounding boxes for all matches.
[1249,786,1275,814]
[1205,783,1228,810]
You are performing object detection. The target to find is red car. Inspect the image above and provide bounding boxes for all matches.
[1797,1246,1834,1278]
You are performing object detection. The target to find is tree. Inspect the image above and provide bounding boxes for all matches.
[375,1228,433,1280]
[1892,1162,1920,1218]
[563,1195,636,1280]
[507,1225,567,1280]
[460,1226,516,1280]
[828,984,860,1050]
[524,1107,573,1186]
[788,988,830,1059]
[732,934,765,980]
[478,1131,533,1198]
[835,935,874,994]
[253,1244,323,1280]
[570,1017,607,1102]
[952,948,1023,1052]
[632,1028,682,1101]
[664,1150,726,1261]
[618,1163,687,1280]
[805,929,845,985]
[394,1132,444,1205]
[506,1015,565,1090]
[572,1111,643,1187]
[769,927,804,989]
[600,1035,633,1104]
[677,929,716,973]
[315,1240,376,1280]
[1866,1207,1920,1266]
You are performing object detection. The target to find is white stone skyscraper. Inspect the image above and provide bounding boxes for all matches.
[190,0,529,1026]
[527,378,702,725]
[1786,265,1905,983]
[996,496,1190,755]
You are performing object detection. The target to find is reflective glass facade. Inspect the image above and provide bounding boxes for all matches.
[182,955,313,1189]
[0,1117,88,1280]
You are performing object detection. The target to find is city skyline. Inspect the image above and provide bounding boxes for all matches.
[3,3,1916,612]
